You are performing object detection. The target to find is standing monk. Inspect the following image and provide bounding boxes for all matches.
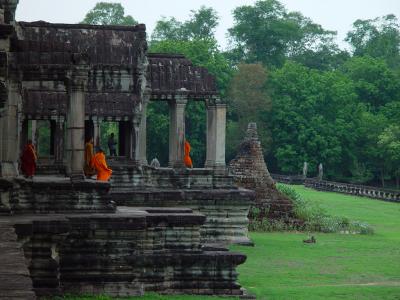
[184,140,193,168]
[90,148,112,181]
[20,139,37,178]
[84,137,96,178]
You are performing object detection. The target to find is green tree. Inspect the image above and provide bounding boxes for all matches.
[342,56,400,111]
[226,63,271,159]
[228,0,336,67]
[146,102,169,165]
[81,2,137,25]
[151,6,219,42]
[346,14,400,67]
[378,125,400,188]
[268,61,363,179]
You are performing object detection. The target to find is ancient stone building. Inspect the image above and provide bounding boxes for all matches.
[229,123,294,219]
[0,1,254,298]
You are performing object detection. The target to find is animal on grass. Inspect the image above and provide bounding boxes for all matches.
[303,236,316,244]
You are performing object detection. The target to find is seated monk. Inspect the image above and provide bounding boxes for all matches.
[83,137,96,177]
[184,140,193,168]
[20,140,37,178]
[90,148,112,181]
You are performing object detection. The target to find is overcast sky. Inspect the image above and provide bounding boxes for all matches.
[15,0,400,50]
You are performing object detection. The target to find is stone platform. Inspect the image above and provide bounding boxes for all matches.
[0,177,113,214]
[1,207,247,298]
[109,165,255,246]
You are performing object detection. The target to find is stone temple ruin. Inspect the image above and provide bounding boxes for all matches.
[229,123,294,220]
[0,1,254,298]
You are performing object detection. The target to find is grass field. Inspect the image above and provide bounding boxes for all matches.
[232,185,400,300]
[58,186,400,300]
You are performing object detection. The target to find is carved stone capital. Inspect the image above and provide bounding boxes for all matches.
[65,67,89,92]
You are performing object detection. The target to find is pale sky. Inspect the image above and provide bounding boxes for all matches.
[15,0,400,50]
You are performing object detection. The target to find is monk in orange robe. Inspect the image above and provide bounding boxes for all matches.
[20,140,37,178]
[90,148,112,181]
[84,137,96,177]
[184,140,193,168]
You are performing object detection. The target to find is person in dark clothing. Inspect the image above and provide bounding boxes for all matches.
[107,133,117,156]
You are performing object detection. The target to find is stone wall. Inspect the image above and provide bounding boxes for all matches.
[1,177,114,214]
[112,189,254,246]
[305,179,400,203]
[271,173,305,185]
[108,165,254,246]
[11,207,247,298]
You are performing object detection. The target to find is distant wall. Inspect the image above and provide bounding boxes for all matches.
[271,174,400,203]
[304,179,400,203]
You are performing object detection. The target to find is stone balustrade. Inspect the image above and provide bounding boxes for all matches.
[305,179,400,203]
[270,173,305,185]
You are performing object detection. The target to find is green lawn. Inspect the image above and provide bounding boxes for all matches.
[232,186,400,300]
[58,186,400,300]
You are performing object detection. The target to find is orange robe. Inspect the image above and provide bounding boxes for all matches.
[21,144,37,177]
[83,142,96,176]
[184,141,193,168]
[90,152,112,181]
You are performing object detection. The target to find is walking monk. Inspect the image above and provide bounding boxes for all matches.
[184,140,193,168]
[20,139,37,178]
[90,148,112,181]
[84,137,96,178]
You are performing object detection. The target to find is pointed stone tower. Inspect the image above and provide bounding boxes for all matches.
[229,123,294,219]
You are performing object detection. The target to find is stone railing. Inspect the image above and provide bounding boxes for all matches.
[271,173,305,185]
[304,178,400,203]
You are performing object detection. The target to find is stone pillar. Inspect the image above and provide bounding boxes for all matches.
[54,117,65,164]
[0,0,19,25]
[65,68,88,180]
[130,117,140,162]
[31,120,38,146]
[205,101,226,171]
[168,97,187,168]
[0,81,21,177]
[92,117,101,150]
[138,102,148,165]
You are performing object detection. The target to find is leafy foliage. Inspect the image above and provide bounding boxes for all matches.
[228,0,337,67]
[151,6,219,42]
[346,14,400,67]
[81,2,137,25]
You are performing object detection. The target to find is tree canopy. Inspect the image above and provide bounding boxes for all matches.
[81,2,137,26]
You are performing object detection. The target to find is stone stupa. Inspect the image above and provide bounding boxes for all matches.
[229,123,294,219]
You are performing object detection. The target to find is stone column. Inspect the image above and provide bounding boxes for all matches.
[31,120,38,146]
[54,117,65,164]
[92,117,101,150]
[205,100,227,171]
[65,68,88,180]
[130,117,140,162]
[0,81,21,177]
[168,96,187,168]
[137,102,148,165]
[0,0,19,25]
